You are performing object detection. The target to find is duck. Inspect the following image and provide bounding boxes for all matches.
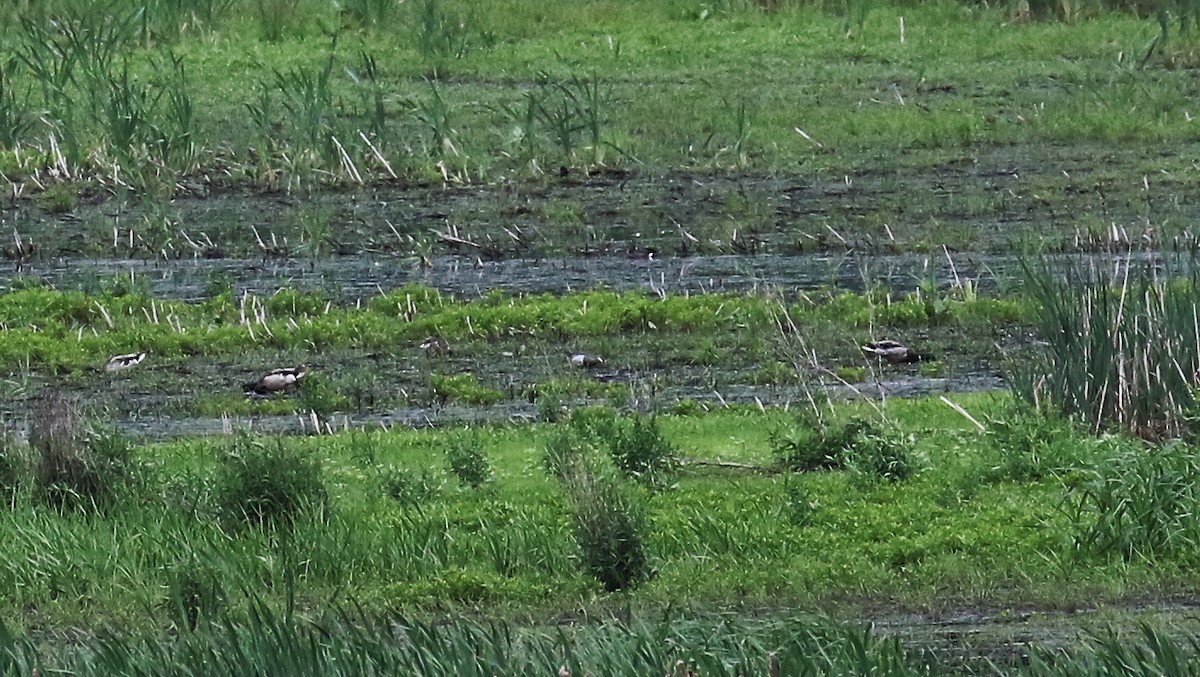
[244,366,307,395]
[570,353,604,368]
[105,352,147,372]
[860,340,931,364]
[419,335,451,357]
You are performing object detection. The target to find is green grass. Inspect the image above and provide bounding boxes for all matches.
[0,1,1193,262]
[0,395,1194,633]
[0,604,946,675]
[0,282,1024,373]
[0,1,1191,191]
[1014,255,1200,440]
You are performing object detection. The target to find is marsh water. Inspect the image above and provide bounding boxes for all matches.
[5,161,1190,441]
[13,250,1173,302]
[6,249,1170,440]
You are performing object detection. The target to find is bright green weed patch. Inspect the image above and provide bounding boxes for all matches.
[0,396,1192,634]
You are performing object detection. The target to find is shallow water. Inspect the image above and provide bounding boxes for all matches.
[7,249,1175,302]
[7,249,1165,441]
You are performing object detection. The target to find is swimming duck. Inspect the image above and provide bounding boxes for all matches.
[105,352,147,372]
[860,340,931,364]
[244,366,307,395]
[570,353,604,368]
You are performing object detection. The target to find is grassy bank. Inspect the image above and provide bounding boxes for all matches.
[0,279,1021,421]
[0,280,1020,371]
[1,395,1197,632]
[0,0,1192,186]
[0,0,1196,261]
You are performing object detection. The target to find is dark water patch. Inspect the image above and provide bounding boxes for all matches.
[873,601,1200,672]
[108,371,1006,442]
[4,250,1181,302]
[7,145,1200,262]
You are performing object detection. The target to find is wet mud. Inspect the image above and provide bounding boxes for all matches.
[1,154,1189,440]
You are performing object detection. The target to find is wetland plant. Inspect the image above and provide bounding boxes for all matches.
[254,0,310,42]
[770,415,872,473]
[720,95,754,169]
[349,51,388,139]
[546,411,651,590]
[563,467,650,592]
[1016,256,1200,440]
[340,0,396,30]
[273,38,340,165]
[984,404,1085,483]
[606,413,676,483]
[445,432,490,489]
[770,413,915,483]
[532,71,615,168]
[543,407,616,481]
[781,477,819,527]
[409,79,461,161]
[215,433,328,529]
[31,394,137,514]
[1064,438,1200,561]
[414,0,472,60]
[429,373,503,406]
[0,603,946,676]
[0,428,29,505]
[0,57,32,149]
[167,553,226,631]
[1027,624,1200,675]
[379,466,442,509]
[843,426,916,484]
[543,424,598,482]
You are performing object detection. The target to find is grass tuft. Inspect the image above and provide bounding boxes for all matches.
[31,394,136,514]
[1016,255,1200,440]
[215,433,328,529]
[564,467,650,592]
[1064,438,1200,561]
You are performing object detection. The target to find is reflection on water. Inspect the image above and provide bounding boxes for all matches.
[7,250,1169,302]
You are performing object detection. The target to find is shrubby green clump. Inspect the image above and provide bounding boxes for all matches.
[984,405,1087,483]
[379,466,442,509]
[606,413,676,483]
[544,408,675,485]
[544,408,652,592]
[31,394,139,514]
[542,424,598,482]
[844,427,916,484]
[429,373,504,406]
[167,554,226,631]
[215,433,328,528]
[771,415,873,473]
[771,414,916,483]
[445,432,490,489]
[1065,438,1200,561]
[564,469,650,593]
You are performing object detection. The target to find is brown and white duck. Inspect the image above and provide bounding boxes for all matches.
[244,366,307,395]
[419,335,451,357]
[569,353,604,368]
[860,340,932,364]
[105,352,147,372]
